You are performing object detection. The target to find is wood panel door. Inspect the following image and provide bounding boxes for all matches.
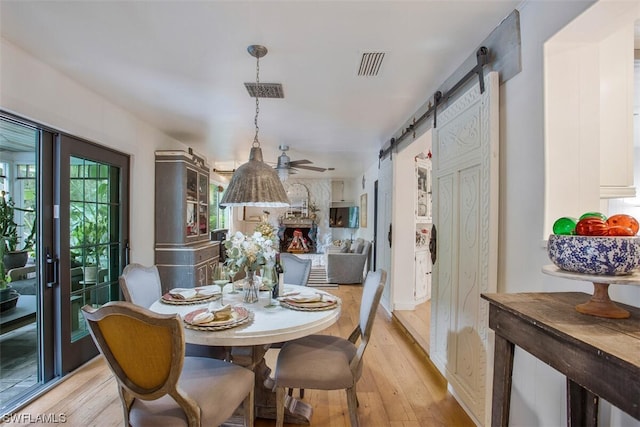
[430,71,499,426]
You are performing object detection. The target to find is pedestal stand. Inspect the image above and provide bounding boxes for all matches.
[542,265,640,319]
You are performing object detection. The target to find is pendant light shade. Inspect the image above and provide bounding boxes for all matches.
[220,44,290,208]
[220,146,290,207]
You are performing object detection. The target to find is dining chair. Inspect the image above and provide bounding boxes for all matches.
[280,253,312,286]
[119,263,163,309]
[273,269,387,427]
[119,263,228,360]
[81,301,255,427]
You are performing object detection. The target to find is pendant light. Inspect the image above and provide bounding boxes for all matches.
[220,45,290,207]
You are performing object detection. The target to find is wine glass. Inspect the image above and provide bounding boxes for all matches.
[261,264,277,308]
[226,264,239,294]
[212,263,229,305]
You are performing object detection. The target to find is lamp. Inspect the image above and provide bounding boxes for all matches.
[220,45,290,207]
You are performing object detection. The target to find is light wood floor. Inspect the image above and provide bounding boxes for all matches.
[12,286,472,426]
[393,300,431,356]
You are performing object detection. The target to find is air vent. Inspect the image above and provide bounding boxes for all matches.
[358,52,385,77]
[244,83,284,98]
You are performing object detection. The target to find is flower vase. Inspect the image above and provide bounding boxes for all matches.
[243,269,259,304]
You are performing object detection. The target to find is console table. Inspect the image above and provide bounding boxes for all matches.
[482,292,639,427]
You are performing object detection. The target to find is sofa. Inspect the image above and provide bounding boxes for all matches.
[326,238,372,284]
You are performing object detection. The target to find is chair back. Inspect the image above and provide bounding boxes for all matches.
[7,265,35,281]
[81,301,185,400]
[280,253,312,286]
[119,263,163,309]
[359,269,387,346]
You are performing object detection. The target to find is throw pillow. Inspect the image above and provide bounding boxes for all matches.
[340,245,350,253]
[355,242,365,254]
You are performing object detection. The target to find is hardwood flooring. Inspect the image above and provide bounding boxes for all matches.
[393,300,431,356]
[11,286,472,426]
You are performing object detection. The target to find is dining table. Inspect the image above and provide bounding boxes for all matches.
[149,283,342,426]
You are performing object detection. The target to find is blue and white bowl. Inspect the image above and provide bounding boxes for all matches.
[547,234,640,276]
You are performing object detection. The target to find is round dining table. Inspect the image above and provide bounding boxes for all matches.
[150,283,341,425]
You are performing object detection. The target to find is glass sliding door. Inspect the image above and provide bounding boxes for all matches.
[0,112,130,414]
[0,116,40,411]
[56,134,129,373]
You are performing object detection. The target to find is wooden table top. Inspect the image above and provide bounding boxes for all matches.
[482,292,640,370]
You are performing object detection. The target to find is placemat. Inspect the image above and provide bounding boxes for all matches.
[183,306,253,331]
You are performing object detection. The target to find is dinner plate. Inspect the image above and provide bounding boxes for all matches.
[183,306,252,330]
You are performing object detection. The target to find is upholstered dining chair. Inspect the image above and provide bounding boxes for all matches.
[280,253,312,286]
[81,301,255,427]
[119,263,228,360]
[119,263,162,309]
[273,269,387,427]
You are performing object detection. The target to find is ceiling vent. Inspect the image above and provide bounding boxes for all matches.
[357,52,385,77]
[244,83,284,98]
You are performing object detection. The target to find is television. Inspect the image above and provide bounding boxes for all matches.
[329,207,359,228]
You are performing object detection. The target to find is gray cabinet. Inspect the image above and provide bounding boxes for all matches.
[154,150,219,292]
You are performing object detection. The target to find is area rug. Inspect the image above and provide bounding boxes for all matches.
[307,267,338,288]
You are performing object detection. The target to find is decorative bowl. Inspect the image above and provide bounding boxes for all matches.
[547,234,640,276]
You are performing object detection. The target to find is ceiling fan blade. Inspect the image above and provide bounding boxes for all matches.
[289,159,312,166]
[295,165,327,172]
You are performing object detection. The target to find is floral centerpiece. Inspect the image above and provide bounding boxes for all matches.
[224,231,277,303]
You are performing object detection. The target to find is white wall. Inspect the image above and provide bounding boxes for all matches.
[502,2,639,426]
[0,38,188,266]
[362,1,639,426]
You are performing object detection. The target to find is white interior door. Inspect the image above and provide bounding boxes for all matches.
[376,156,393,312]
[430,71,499,426]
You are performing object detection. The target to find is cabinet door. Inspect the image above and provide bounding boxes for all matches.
[198,173,209,236]
[186,168,199,237]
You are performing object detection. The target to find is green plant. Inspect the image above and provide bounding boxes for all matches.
[0,191,34,253]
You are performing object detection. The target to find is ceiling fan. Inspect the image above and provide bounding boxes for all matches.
[275,145,326,180]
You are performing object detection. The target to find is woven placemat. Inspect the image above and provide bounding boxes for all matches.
[279,299,340,312]
[160,293,221,306]
[183,307,253,331]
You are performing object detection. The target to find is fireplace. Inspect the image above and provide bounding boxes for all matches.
[279,219,317,253]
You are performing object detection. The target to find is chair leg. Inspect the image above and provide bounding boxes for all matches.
[346,386,359,427]
[244,386,255,426]
[276,386,285,427]
[300,388,305,399]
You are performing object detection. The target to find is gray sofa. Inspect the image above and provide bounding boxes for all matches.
[326,238,371,284]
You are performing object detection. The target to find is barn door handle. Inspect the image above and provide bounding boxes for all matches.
[387,224,392,248]
[429,225,437,265]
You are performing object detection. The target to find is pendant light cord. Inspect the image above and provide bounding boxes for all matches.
[253,54,261,148]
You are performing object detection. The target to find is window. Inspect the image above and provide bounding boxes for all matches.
[209,183,229,231]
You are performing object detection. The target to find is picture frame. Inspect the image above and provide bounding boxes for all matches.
[241,206,263,222]
[360,193,368,227]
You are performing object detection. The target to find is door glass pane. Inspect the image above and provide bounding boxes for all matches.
[0,118,39,409]
[69,157,120,342]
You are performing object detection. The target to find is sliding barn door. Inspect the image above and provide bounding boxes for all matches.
[430,71,499,426]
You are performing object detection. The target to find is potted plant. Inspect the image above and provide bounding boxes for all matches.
[0,235,15,303]
[1,191,35,270]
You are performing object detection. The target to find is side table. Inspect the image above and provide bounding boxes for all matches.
[482,292,639,427]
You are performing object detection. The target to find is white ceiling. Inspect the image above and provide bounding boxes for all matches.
[0,0,520,179]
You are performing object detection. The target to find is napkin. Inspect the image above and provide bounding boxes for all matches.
[169,288,198,300]
[207,303,233,320]
[195,285,221,296]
